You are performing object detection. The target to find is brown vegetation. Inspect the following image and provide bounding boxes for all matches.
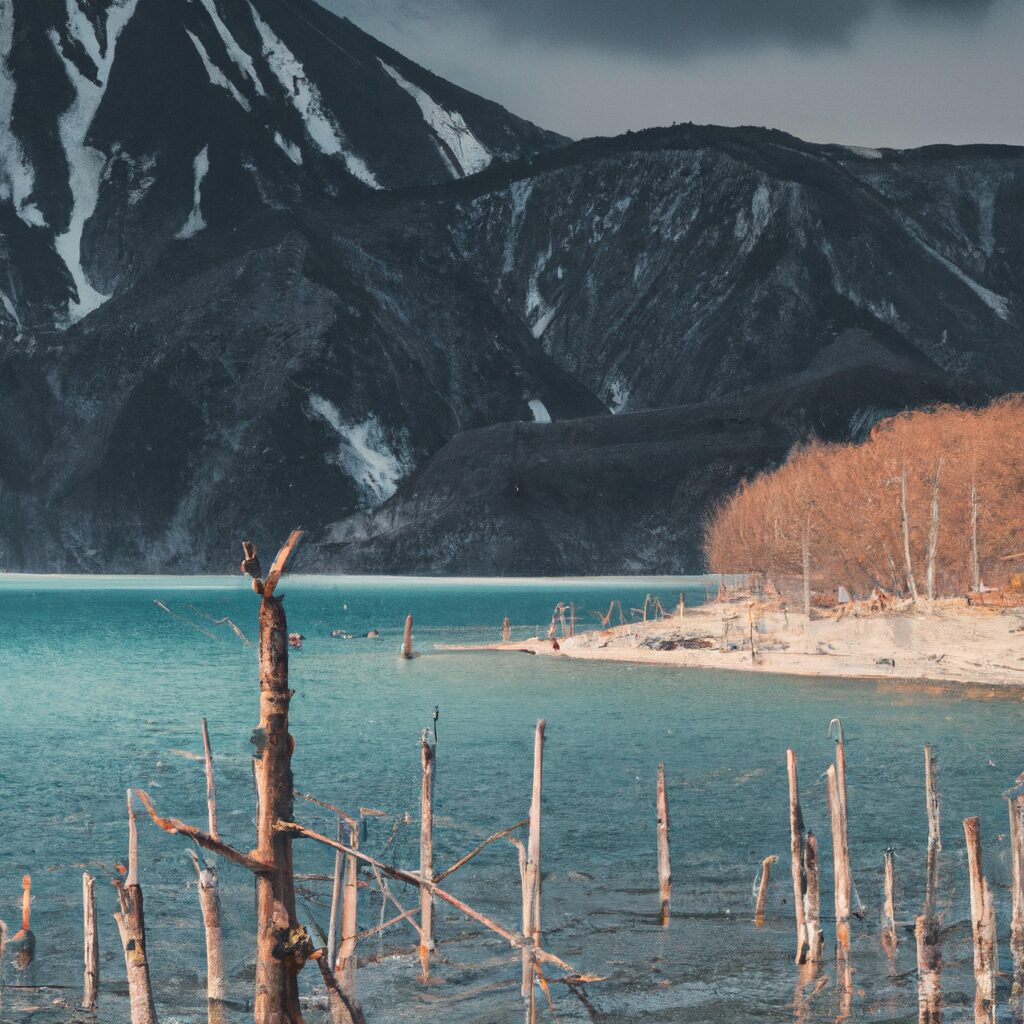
[704,398,1024,599]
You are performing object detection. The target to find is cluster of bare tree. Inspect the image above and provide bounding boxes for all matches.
[704,397,1024,601]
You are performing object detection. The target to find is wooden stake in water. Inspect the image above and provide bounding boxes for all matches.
[786,750,808,962]
[194,720,226,1017]
[881,848,898,959]
[802,831,824,964]
[924,745,941,917]
[826,765,851,979]
[963,817,997,1024]
[83,872,99,1011]
[502,617,512,643]
[754,856,778,927]
[916,914,942,1024]
[418,732,436,981]
[522,721,545,1005]
[401,615,414,658]
[113,791,158,1024]
[656,763,672,926]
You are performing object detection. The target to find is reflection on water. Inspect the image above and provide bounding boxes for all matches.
[0,575,1022,1022]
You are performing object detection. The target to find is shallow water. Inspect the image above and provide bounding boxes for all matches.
[0,575,1022,1023]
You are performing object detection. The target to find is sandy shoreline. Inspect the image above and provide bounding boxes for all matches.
[439,600,1024,694]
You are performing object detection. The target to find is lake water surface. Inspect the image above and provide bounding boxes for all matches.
[1,575,1022,1023]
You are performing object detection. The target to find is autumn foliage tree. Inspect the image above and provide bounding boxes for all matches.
[704,397,1024,599]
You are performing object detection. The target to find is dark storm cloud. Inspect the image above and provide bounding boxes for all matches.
[461,0,998,57]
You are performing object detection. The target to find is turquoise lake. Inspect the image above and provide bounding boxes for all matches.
[1,574,1022,1023]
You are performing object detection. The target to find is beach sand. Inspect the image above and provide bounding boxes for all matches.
[440,600,1024,692]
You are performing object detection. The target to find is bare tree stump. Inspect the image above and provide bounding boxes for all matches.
[7,874,35,971]
[656,762,671,926]
[401,615,414,658]
[83,872,99,1011]
[786,750,808,963]
[113,791,158,1024]
[418,732,436,981]
[916,913,942,1024]
[881,848,898,959]
[963,817,997,1024]
[502,617,511,643]
[754,855,778,927]
[802,831,824,964]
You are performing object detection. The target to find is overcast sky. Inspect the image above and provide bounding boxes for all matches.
[318,0,1023,148]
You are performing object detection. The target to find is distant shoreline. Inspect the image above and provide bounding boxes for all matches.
[439,600,1024,696]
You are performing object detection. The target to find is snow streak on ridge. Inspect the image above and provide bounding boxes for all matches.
[248,3,380,189]
[186,30,251,112]
[378,60,491,178]
[196,0,266,98]
[49,0,140,324]
[176,146,209,239]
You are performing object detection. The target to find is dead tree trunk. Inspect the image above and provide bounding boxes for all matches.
[970,481,981,593]
[113,791,158,1024]
[252,537,311,1024]
[327,818,344,970]
[916,913,942,1024]
[901,462,920,603]
[83,872,99,1011]
[195,719,226,1017]
[924,745,941,918]
[754,856,777,927]
[802,831,824,964]
[786,750,808,963]
[401,615,414,659]
[963,817,997,1024]
[802,520,812,619]
[502,617,511,643]
[334,821,359,1008]
[826,766,851,981]
[527,721,545,947]
[881,848,897,959]
[926,460,942,606]
[1009,789,1024,1022]
[656,762,671,926]
[418,732,435,980]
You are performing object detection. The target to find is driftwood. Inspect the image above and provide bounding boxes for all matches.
[963,817,997,1024]
[786,750,808,963]
[754,855,778,927]
[418,733,435,980]
[82,872,99,1011]
[113,791,157,1024]
[656,763,671,926]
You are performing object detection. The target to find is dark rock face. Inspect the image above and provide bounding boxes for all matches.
[0,2,1022,573]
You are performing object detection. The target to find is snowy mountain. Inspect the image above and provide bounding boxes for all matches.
[1,1,1022,572]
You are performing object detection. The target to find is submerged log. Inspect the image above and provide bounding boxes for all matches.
[786,750,808,963]
[113,791,158,1024]
[963,817,997,1024]
[83,872,99,1011]
[656,763,672,926]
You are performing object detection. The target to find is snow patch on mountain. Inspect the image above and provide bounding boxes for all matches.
[379,60,490,178]
[734,181,772,253]
[307,395,411,504]
[525,246,557,338]
[527,399,551,423]
[501,179,533,275]
[186,30,251,112]
[0,288,22,332]
[176,146,209,239]
[274,132,302,165]
[607,376,629,414]
[845,146,883,160]
[0,4,45,227]
[249,4,379,189]
[49,0,140,324]
[197,0,265,98]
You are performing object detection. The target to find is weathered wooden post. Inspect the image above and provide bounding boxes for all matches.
[502,616,511,642]
[924,745,941,917]
[656,763,672,926]
[7,874,35,971]
[916,914,942,1024]
[83,872,99,1011]
[418,731,436,980]
[802,831,824,964]
[113,791,158,1024]
[963,817,997,1024]
[327,818,344,969]
[881,848,898,958]
[826,765,851,980]
[786,750,808,962]
[401,615,414,658]
[754,856,778,927]
[528,721,545,947]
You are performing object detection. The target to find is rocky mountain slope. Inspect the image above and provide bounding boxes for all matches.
[0,0,1021,572]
